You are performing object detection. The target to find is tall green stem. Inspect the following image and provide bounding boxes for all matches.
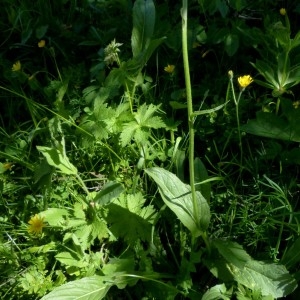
[182,0,199,225]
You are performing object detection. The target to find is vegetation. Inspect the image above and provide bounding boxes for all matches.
[1,0,300,299]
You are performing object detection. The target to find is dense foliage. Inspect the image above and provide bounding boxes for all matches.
[1,0,300,299]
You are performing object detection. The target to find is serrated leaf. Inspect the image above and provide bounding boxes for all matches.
[37,146,77,175]
[106,192,156,244]
[145,167,210,237]
[131,0,155,58]
[230,260,297,298]
[41,275,111,300]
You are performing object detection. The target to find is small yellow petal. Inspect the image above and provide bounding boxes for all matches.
[38,40,46,48]
[28,214,45,235]
[12,61,21,72]
[238,75,253,88]
[164,64,175,74]
[280,8,286,16]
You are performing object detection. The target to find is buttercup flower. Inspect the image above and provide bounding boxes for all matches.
[28,214,45,235]
[238,75,253,89]
[280,8,286,16]
[12,61,21,72]
[228,70,234,79]
[38,40,46,48]
[164,64,175,74]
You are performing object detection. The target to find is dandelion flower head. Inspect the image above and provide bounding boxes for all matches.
[28,214,45,235]
[238,75,253,88]
[164,64,175,74]
[12,61,21,72]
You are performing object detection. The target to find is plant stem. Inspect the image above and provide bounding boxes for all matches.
[182,0,199,226]
[229,75,243,168]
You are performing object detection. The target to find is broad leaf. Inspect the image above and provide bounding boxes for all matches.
[37,145,77,175]
[145,167,210,237]
[131,0,155,58]
[41,275,111,300]
[241,111,300,142]
[213,240,252,269]
[230,260,297,298]
[106,192,156,244]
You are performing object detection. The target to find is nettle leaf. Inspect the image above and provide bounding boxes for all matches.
[37,145,77,175]
[41,275,112,300]
[145,167,210,237]
[106,192,156,244]
[229,260,297,298]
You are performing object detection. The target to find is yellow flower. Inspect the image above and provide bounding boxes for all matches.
[238,75,253,88]
[164,64,175,74]
[28,214,45,235]
[38,40,46,48]
[12,61,21,72]
[280,8,286,16]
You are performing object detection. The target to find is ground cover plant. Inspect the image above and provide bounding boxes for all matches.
[1,0,300,299]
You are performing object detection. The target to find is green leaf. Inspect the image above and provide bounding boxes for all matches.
[36,146,77,175]
[224,33,239,56]
[94,181,124,205]
[202,283,232,300]
[55,251,84,268]
[41,275,111,300]
[281,237,300,269]
[230,260,297,298]
[131,0,155,58]
[145,167,210,237]
[35,25,48,39]
[213,240,252,269]
[40,208,69,227]
[106,192,156,244]
[241,111,300,142]
[194,157,211,203]
[120,103,165,146]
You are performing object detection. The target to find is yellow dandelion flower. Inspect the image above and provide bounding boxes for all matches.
[38,40,46,48]
[12,61,21,72]
[280,8,286,16]
[164,64,175,74]
[28,214,45,235]
[238,75,253,88]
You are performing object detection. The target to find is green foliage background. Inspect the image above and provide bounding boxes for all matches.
[1,0,300,299]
